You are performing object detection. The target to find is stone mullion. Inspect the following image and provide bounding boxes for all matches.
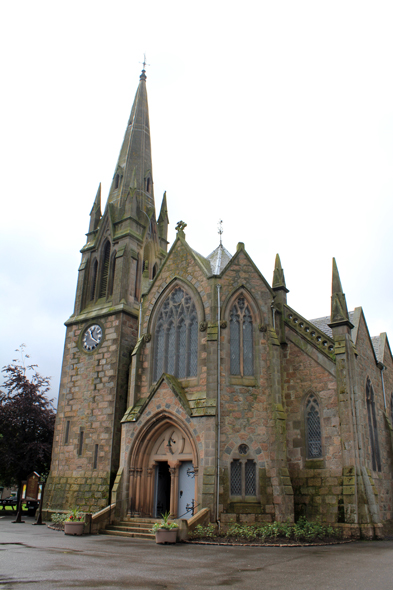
[185,320,191,377]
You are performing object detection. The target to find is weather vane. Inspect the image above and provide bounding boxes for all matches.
[218,219,223,246]
[140,53,150,71]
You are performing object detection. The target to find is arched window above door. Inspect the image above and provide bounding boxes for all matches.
[153,286,198,381]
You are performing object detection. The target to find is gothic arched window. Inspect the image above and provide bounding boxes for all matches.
[366,377,381,472]
[153,286,198,381]
[99,241,111,299]
[230,295,253,376]
[305,393,322,459]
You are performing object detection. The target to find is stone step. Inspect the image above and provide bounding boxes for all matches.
[101,528,155,540]
[110,525,153,534]
[113,521,154,529]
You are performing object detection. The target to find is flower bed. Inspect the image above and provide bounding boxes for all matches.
[187,517,344,545]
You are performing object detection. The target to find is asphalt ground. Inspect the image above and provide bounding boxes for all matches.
[1,513,393,589]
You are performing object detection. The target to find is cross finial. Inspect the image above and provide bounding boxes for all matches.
[218,219,223,246]
[140,53,150,71]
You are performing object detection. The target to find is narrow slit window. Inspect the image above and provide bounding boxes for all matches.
[366,378,381,472]
[64,420,70,444]
[245,460,256,496]
[230,460,242,496]
[93,444,99,469]
[306,393,322,459]
[78,431,84,456]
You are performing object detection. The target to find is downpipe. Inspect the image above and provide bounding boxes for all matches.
[216,284,221,530]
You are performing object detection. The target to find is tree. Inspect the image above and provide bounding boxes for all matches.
[0,346,55,522]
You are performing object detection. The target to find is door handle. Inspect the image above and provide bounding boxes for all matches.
[179,490,183,497]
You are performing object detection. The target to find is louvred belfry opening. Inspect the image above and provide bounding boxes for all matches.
[99,242,111,298]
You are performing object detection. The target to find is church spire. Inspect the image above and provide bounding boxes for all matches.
[158,191,169,242]
[108,65,154,216]
[328,258,354,330]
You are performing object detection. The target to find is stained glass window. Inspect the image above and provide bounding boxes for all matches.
[153,287,198,381]
[230,296,253,376]
[306,394,322,459]
[366,378,381,472]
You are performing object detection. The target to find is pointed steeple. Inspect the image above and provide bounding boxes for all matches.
[108,66,154,217]
[328,258,354,330]
[158,191,169,241]
[88,183,102,233]
[272,254,288,292]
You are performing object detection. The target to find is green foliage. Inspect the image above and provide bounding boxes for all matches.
[65,507,84,522]
[190,518,342,543]
[189,523,217,539]
[51,513,68,525]
[151,511,179,533]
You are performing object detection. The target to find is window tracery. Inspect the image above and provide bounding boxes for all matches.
[230,295,253,376]
[153,286,198,381]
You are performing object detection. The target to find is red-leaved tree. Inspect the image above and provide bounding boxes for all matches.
[0,347,55,522]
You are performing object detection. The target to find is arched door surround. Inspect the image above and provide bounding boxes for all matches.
[128,413,198,518]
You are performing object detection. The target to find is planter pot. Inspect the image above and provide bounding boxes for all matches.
[64,521,84,536]
[155,529,177,544]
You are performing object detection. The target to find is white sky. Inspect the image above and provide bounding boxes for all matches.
[1,1,393,404]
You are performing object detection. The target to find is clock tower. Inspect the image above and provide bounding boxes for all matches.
[44,67,169,513]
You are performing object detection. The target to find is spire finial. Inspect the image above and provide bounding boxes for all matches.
[218,219,223,246]
[328,258,354,330]
[139,53,150,80]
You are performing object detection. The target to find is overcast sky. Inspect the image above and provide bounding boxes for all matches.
[1,1,393,404]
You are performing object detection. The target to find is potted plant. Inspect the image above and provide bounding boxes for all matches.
[151,512,179,544]
[64,508,85,536]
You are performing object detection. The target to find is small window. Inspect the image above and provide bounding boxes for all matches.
[230,458,257,498]
[230,296,253,376]
[366,378,381,472]
[78,431,84,456]
[114,174,120,189]
[152,262,158,279]
[146,177,151,193]
[64,420,70,444]
[305,393,322,459]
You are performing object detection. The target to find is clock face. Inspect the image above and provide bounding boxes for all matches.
[82,324,103,351]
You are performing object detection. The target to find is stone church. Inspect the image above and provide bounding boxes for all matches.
[44,67,393,537]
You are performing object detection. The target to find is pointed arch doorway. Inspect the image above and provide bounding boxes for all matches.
[128,417,198,520]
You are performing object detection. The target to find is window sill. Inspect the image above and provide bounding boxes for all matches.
[229,376,257,387]
[305,459,324,469]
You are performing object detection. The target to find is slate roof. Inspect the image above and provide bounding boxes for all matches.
[206,244,233,275]
[310,312,382,360]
